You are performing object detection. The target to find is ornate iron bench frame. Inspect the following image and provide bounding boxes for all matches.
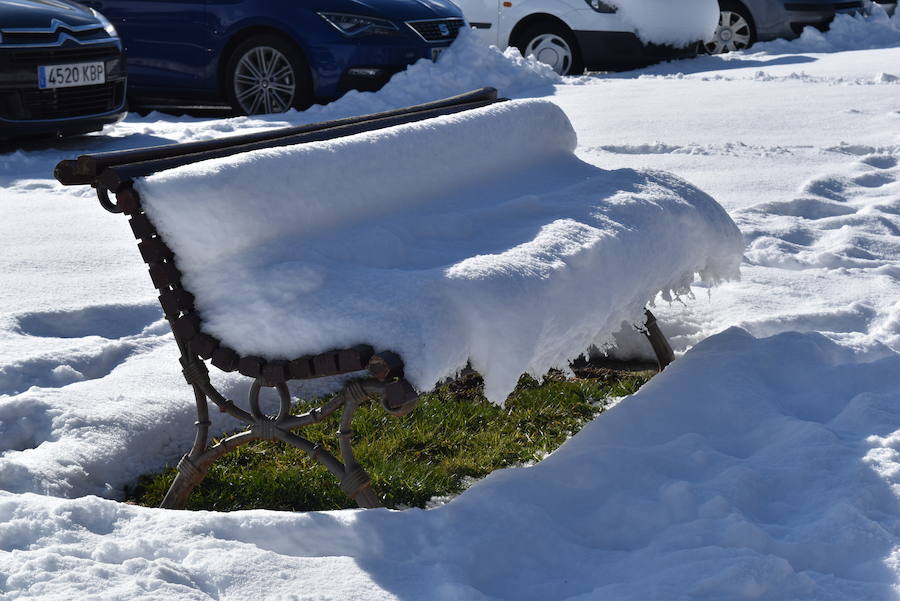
[55,88,673,510]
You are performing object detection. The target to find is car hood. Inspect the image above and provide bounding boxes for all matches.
[322,0,463,21]
[0,0,98,30]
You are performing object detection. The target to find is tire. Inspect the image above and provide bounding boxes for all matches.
[705,0,756,54]
[225,34,312,115]
[515,22,584,76]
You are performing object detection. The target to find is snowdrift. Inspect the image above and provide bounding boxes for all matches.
[4,329,900,601]
[295,27,560,121]
[754,6,900,54]
[137,99,743,402]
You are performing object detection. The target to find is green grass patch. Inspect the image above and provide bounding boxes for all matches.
[126,367,652,512]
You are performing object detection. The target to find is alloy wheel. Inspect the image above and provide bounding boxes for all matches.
[705,10,753,53]
[233,46,296,115]
[524,33,574,75]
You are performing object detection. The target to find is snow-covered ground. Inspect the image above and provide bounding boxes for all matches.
[2,10,900,600]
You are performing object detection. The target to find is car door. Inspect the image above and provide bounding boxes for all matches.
[453,0,501,45]
[80,0,211,93]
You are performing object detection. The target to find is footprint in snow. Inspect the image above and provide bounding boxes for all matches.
[744,151,900,271]
[853,172,895,189]
[750,197,856,219]
[15,304,163,339]
[803,176,850,202]
[0,303,166,398]
[0,341,151,398]
[860,155,898,170]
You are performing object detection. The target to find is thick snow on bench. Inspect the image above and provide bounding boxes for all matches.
[138,100,742,402]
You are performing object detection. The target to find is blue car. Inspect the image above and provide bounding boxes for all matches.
[80,0,466,114]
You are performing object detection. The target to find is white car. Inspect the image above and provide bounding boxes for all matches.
[455,0,711,75]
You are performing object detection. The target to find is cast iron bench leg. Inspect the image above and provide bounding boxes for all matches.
[161,355,386,510]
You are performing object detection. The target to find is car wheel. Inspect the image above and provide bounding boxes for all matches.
[705,1,756,54]
[225,34,311,115]
[516,23,584,76]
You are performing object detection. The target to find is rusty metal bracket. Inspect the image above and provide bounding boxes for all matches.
[640,309,675,370]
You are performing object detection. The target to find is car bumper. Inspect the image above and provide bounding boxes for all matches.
[0,108,126,140]
[0,41,127,139]
[572,30,699,72]
[308,36,452,99]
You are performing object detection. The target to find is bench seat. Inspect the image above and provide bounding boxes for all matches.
[136,99,743,402]
[56,91,743,509]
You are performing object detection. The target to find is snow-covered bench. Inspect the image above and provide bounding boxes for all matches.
[55,89,743,510]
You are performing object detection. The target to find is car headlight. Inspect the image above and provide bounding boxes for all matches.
[318,13,399,37]
[585,0,617,13]
[89,8,119,38]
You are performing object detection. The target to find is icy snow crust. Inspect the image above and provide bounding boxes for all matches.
[136,100,742,402]
[607,0,720,48]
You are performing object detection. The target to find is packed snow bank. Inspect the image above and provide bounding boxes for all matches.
[608,0,719,48]
[270,27,560,128]
[753,7,900,54]
[3,329,900,601]
[137,100,742,402]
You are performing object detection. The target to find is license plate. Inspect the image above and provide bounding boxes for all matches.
[38,62,106,90]
[431,47,447,62]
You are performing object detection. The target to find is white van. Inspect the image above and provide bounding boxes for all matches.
[455,0,712,74]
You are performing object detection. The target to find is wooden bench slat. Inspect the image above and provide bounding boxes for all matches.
[53,88,499,186]
[138,238,174,264]
[211,346,239,372]
[367,352,404,381]
[171,314,201,341]
[289,356,314,379]
[95,98,505,192]
[114,187,142,213]
[148,261,181,290]
[158,289,195,318]
[238,356,266,378]
[261,360,290,386]
[338,345,375,372]
[312,352,339,375]
[128,214,157,240]
[191,333,219,360]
